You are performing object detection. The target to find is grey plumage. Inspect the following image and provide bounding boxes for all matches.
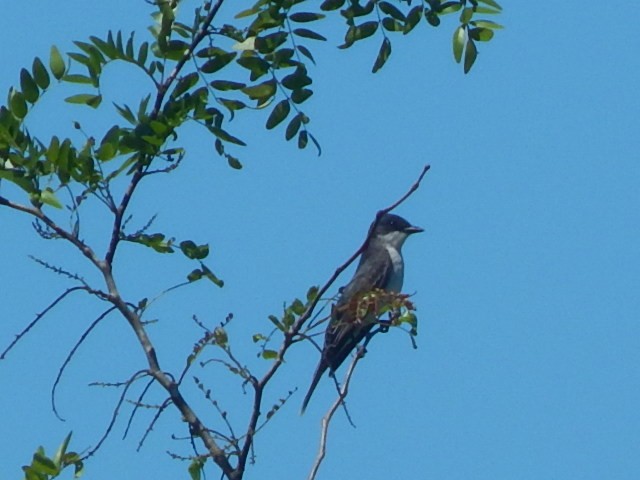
[301,213,422,413]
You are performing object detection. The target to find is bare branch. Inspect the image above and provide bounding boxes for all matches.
[28,255,91,288]
[137,397,172,452]
[308,346,366,480]
[52,307,117,421]
[0,195,39,216]
[123,376,155,440]
[83,370,148,460]
[1,287,86,360]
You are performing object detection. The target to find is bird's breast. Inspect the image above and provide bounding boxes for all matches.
[385,245,404,292]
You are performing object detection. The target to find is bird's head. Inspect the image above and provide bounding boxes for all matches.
[371,213,423,249]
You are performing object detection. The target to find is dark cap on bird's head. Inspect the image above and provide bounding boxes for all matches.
[372,213,424,236]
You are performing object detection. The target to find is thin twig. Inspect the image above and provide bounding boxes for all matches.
[1,287,87,359]
[52,307,117,421]
[137,397,172,451]
[82,370,147,460]
[307,346,365,480]
[123,376,155,439]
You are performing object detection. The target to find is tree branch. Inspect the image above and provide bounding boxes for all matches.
[1,286,87,360]
[152,0,226,116]
[307,345,366,480]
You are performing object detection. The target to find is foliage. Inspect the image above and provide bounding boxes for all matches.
[22,433,84,480]
[1,1,501,479]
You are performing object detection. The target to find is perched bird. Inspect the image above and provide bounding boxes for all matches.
[301,213,423,413]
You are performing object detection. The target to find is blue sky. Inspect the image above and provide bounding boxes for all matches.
[1,1,639,479]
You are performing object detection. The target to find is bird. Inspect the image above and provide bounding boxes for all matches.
[301,213,423,413]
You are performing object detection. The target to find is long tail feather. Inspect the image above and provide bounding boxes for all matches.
[301,362,327,414]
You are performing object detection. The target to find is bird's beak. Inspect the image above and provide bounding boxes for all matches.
[404,225,424,235]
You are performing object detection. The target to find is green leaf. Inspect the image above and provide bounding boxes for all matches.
[0,169,35,193]
[242,79,276,101]
[200,263,224,287]
[32,452,59,475]
[62,74,94,85]
[255,31,288,54]
[439,2,463,15]
[354,21,378,41]
[404,6,422,34]
[320,0,345,11]
[292,28,327,41]
[226,154,242,169]
[53,432,73,467]
[463,38,477,73]
[210,80,246,91]
[460,7,474,24]
[209,126,247,146]
[268,315,284,330]
[125,34,135,58]
[285,113,302,140]
[201,51,237,73]
[289,12,326,22]
[469,27,494,41]
[65,94,102,108]
[188,458,205,480]
[196,46,227,58]
[235,4,263,19]
[298,129,308,149]
[252,333,267,343]
[9,90,28,119]
[187,268,203,282]
[149,120,169,135]
[372,37,392,73]
[172,72,199,98]
[138,42,149,65]
[306,285,319,303]
[96,142,116,161]
[282,66,312,90]
[382,17,403,32]
[219,98,247,113]
[180,240,209,260]
[452,26,465,63]
[425,11,441,27]
[40,188,63,209]
[50,45,66,80]
[477,0,502,11]
[272,47,296,67]
[90,35,118,59]
[266,99,290,129]
[290,298,306,315]
[291,88,312,104]
[474,6,501,14]
[237,55,270,81]
[32,57,51,89]
[162,40,189,60]
[379,2,406,21]
[129,233,174,253]
[114,103,137,124]
[296,45,316,64]
[262,350,278,360]
[472,19,504,29]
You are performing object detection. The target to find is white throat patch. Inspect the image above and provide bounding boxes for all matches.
[385,244,405,292]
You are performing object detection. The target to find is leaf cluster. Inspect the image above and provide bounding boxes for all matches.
[22,433,83,480]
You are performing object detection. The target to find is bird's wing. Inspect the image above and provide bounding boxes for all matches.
[323,246,392,372]
[301,246,391,414]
